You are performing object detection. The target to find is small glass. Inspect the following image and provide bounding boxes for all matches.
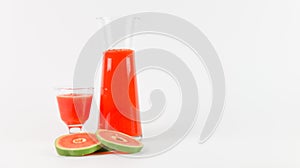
[56,87,93,134]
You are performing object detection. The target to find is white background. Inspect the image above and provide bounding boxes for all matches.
[1,0,300,167]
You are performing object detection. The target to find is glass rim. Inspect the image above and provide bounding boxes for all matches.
[54,87,94,91]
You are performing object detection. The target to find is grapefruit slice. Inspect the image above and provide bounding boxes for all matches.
[95,129,143,153]
[55,132,101,156]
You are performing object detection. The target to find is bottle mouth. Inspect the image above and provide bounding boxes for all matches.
[106,49,133,51]
[104,49,134,54]
[103,49,134,58]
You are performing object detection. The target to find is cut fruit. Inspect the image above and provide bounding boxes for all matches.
[95,129,143,153]
[55,132,101,156]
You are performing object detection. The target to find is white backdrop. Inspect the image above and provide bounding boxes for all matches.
[0,0,299,167]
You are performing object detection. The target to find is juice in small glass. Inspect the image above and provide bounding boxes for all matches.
[56,88,93,133]
[99,49,142,138]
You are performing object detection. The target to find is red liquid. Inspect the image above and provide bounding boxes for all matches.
[57,94,93,127]
[99,49,142,137]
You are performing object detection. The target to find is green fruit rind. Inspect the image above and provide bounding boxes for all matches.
[55,144,101,156]
[95,129,143,154]
[55,133,101,156]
